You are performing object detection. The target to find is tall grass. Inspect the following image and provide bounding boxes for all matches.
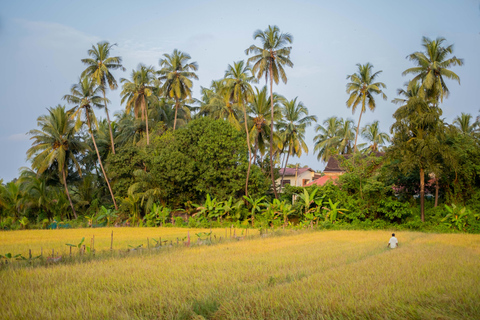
[1,229,479,319]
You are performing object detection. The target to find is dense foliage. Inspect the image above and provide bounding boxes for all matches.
[1,30,479,233]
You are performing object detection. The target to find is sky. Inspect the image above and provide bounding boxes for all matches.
[0,0,479,182]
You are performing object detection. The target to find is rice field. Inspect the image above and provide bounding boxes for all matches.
[1,228,479,319]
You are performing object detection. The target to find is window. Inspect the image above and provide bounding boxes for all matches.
[282,179,291,186]
[302,179,309,186]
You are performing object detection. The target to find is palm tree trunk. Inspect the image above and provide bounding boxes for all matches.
[354,100,365,152]
[62,168,77,219]
[280,147,290,190]
[102,89,116,154]
[434,179,439,207]
[243,102,252,197]
[86,111,118,210]
[253,134,259,165]
[420,167,425,222]
[269,65,278,199]
[173,99,179,131]
[143,96,150,145]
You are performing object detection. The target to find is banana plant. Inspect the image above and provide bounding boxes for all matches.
[324,199,349,223]
[218,197,243,222]
[84,213,97,227]
[0,253,22,263]
[243,195,266,226]
[19,216,29,230]
[97,206,118,226]
[193,194,218,219]
[441,204,471,231]
[66,237,88,253]
[297,188,319,215]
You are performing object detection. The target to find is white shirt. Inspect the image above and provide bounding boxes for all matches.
[388,237,398,248]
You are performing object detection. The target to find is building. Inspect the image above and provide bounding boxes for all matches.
[276,167,317,191]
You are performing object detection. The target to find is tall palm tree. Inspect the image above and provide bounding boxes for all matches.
[346,63,387,152]
[361,120,390,152]
[224,60,256,196]
[314,117,356,162]
[277,98,316,185]
[63,77,118,210]
[403,37,464,104]
[158,49,198,131]
[391,82,423,106]
[120,64,158,145]
[26,105,87,219]
[453,113,478,135]
[81,41,125,155]
[246,25,293,198]
[248,86,282,165]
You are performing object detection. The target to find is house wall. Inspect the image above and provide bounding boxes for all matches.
[276,170,315,189]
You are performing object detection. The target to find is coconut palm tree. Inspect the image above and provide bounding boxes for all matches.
[346,63,387,152]
[224,60,256,196]
[277,98,317,186]
[245,25,293,198]
[453,113,478,135]
[120,64,158,145]
[314,117,356,162]
[248,86,282,165]
[391,82,423,106]
[81,41,125,154]
[63,77,118,210]
[158,49,198,130]
[361,120,390,152]
[26,105,87,219]
[403,37,464,104]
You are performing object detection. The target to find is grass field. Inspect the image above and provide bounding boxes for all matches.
[1,229,479,319]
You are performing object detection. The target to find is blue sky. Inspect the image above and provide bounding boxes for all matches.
[0,0,478,182]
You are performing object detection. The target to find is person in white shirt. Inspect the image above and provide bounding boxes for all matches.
[388,233,398,248]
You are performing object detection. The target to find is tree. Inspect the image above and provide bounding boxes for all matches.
[224,60,256,196]
[277,97,316,186]
[346,63,387,152]
[453,113,478,135]
[158,49,198,131]
[26,105,87,219]
[314,117,355,162]
[403,37,464,104]
[120,64,157,145]
[81,41,125,155]
[248,86,282,165]
[246,25,294,199]
[361,120,390,152]
[389,97,443,222]
[63,77,118,210]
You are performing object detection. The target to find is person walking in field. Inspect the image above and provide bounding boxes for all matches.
[388,233,398,248]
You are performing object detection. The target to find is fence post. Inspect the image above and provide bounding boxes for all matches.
[29,249,32,259]
[147,237,150,249]
[111,231,113,251]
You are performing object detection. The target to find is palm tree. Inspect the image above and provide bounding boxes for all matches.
[277,98,317,186]
[314,117,355,162]
[346,63,387,152]
[246,25,293,198]
[248,86,282,165]
[403,37,464,104]
[0,180,25,221]
[26,105,87,219]
[392,82,423,106]
[120,64,158,145]
[158,49,198,130]
[224,60,256,196]
[361,120,390,152]
[453,113,478,135]
[81,41,125,155]
[63,77,118,210]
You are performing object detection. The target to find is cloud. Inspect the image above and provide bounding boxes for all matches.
[7,133,29,142]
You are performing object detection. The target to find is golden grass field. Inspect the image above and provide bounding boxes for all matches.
[1,228,479,319]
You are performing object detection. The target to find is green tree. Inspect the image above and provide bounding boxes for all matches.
[453,113,478,135]
[277,97,316,186]
[81,41,125,154]
[0,181,24,220]
[346,63,387,152]
[158,49,198,131]
[26,105,87,219]
[314,117,355,162]
[120,64,157,145]
[389,97,443,222]
[361,120,390,152]
[246,25,294,199]
[224,60,256,196]
[403,37,464,104]
[63,77,118,210]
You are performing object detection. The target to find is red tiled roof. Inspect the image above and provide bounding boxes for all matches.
[305,175,340,187]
